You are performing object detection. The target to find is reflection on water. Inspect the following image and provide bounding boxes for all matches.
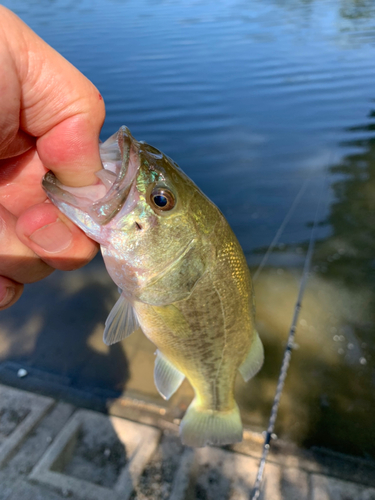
[241,104,375,458]
[0,0,375,459]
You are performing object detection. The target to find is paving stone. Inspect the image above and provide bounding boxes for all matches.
[0,472,21,500]
[0,385,54,468]
[169,447,195,500]
[0,401,74,500]
[6,480,67,500]
[6,401,75,476]
[1,383,375,500]
[130,431,187,500]
[29,409,161,500]
[174,447,283,500]
[311,474,375,500]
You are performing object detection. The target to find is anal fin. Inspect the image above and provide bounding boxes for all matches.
[103,294,139,345]
[154,350,185,400]
[239,331,264,382]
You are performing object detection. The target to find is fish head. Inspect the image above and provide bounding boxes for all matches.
[43,126,219,303]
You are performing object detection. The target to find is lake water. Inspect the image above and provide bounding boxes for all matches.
[1,0,375,459]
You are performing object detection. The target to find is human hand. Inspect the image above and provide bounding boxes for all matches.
[0,6,105,310]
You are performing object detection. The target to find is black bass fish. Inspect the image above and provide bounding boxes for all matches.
[43,126,264,447]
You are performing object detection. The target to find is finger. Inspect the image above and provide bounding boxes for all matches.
[0,148,47,216]
[16,203,99,271]
[0,203,53,283]
[0,130,35,160]
[0,276,23,310]
[37,114,104,187]
[0,7,105,187]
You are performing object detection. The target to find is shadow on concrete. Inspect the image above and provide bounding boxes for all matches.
[0,255,130,406]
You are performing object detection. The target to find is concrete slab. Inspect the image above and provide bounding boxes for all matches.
[131,431,187,500]
[174,447,283,500]
[280,467,310,500]
[4,401,74,476]
[6,480,67,500]
[0,385,54,468]
[1,382,375,500]
[0,472,20,500]
[311,474,375,500]
[0,402,74,500]
[169,448,195,500]
[29,409,161,500]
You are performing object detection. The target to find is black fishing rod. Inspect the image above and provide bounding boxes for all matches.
[250,174,325,499]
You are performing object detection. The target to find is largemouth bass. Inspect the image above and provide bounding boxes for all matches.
[42,126,264,447]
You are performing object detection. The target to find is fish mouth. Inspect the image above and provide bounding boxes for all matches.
[42,126,141,226]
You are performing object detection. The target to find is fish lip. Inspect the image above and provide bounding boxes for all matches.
[42,171,89,210]
[42,126,140,225]
[91,126,138,225]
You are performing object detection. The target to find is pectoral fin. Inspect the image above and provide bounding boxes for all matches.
[239,331,264,382]
[154,350,185,400]
[103,294,139,345]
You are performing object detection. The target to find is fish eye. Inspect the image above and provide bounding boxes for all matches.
[150,187,175,211]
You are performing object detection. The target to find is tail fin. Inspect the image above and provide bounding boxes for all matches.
[180,399,243,447]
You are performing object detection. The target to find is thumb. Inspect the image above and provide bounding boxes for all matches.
[0,6,105,187]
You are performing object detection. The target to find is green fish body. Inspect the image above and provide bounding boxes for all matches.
[43,126,264,447]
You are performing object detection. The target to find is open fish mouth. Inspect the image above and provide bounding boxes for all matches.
[42,126,141,226]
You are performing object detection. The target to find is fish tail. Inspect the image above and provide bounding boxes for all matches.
[180,399,243,447]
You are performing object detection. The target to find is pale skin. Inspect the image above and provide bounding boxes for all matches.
[0,6,105,310]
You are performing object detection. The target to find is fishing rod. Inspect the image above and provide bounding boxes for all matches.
[250,175,325,499]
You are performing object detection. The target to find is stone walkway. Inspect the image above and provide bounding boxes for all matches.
[1,383,375,500]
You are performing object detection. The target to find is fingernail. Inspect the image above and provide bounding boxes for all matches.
[0,286,15,308]
[29,218,73,253]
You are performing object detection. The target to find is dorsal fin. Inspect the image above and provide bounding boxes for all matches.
[103,294,139,345]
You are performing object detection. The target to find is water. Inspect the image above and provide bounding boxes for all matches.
[0,0,374,459]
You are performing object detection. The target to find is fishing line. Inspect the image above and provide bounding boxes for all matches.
[253,177,310,283]
[250,174,326,500]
